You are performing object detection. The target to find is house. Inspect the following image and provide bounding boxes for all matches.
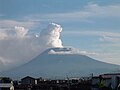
[92,73,120,90]
[21,76,36,85]
[0,77,14,90]
[101,73,120,89]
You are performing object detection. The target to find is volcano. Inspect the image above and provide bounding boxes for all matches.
[1,47,120,79]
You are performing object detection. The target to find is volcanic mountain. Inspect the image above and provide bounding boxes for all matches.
[1,47,120,79]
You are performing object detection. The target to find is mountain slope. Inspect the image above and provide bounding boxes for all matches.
[1,48,120,79]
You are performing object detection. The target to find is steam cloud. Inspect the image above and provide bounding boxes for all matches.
[0,23,63,71]
[40,23,63,47]
[15,26,28,37]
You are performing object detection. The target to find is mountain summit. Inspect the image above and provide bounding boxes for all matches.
[1,47,120,79]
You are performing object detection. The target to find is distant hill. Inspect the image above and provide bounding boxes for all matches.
[1,47,120,79]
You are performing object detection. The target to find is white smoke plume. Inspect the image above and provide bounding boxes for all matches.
[15,26,28,37]
[40,23,63,47]
[0,23,63,71]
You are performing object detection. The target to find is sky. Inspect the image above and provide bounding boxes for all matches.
[0,0,120,71]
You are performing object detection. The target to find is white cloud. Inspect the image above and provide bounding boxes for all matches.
[65,30,120,42]
[63,31,120,37]
[0,23,63,71]
[40,23,63,47]
[15,26,28,37]
[0,20,35,29]
[24,3,120,22]
[99,36,120,42]
[48,47,99,56]
[90,52,120,65]
[0,32,7,40]
[84,3,120,17]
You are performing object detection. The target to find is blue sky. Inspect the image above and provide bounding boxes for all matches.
[0,0,120,65]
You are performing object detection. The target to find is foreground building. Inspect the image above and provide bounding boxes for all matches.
[21,76,37,85]
[0,73,120,90]
[92,73,120,90]
[0,77,14,90]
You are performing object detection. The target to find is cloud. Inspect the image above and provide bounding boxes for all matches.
[48,47,99,56]
[84,3,120,18]
[40,23,63,47]
[0,23,63,71]
[90,52,120,65]
[0,32,7,40]
[24,3,120,22]
[0,20,35,29]
[15,26,28,37]
[63,31,120,37]
[99,36,120,42]
[63,30,120,48]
